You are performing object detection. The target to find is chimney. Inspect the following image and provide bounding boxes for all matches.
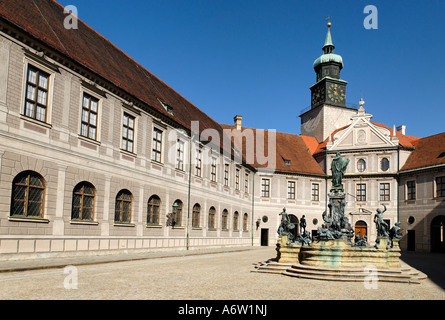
[234,115,242,131]
[396,125,406,135]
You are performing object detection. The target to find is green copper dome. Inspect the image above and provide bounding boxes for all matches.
[313,53,343,68]
[313,25,343,69]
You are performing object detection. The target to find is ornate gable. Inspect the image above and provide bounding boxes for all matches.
[327,100,398,151]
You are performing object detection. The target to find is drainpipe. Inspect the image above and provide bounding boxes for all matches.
[186,132,195,250]
[251,172,255,246]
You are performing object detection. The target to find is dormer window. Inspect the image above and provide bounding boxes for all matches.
[158,99,173,115]
[284,160,291,166]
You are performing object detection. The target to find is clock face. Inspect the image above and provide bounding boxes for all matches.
[311,86,325,105]
[327,83,345,104]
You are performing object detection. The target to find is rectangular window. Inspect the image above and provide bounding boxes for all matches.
[24,65,50,122]
[380,183,390,201]
[152,127,162,162]
[311,183,319,201]
[287,181,295,199]
[261,178,270,198]
[356,183,366,201]
[121,112,135,153]
[436,176,445,198]
[176,140,184,170]
[224,164,229,187]
[245,173,249,193]
[235,169,240,190]
[195,149,202,177]
[407,181,416,200]
[80,93,98,140]
[211,158,217,182]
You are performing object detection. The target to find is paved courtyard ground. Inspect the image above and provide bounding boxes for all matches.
[0,247,443,301]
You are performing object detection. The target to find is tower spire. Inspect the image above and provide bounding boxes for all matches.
[323,22,335,54]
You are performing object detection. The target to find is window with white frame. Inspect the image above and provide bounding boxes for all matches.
[24,65,50,122]
[176,139,184,170]
[80,92,99,140]
[287,181,296,199]
[380,183,390,201]
[261,178,270,198]
[356,183,366,201]
[407,181,416,200]
[224,164,229,186]
[210,157,217,182]
[235,168,240,190]
[195,149,202,177]
[311,183,319,201]
[152,127,162,162]
[121,112,135,153]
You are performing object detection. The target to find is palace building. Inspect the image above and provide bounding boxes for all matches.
[0,0,443,260]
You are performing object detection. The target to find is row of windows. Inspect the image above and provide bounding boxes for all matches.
[24,64,250,190]
[261,178,394,202]
[405,177,445,200]
[10,171,250,231]
[262,179,321,201]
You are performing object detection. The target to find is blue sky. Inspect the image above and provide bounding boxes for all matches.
[58,0,444,138]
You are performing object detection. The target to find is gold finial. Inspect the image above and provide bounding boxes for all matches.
[325,16,332,27]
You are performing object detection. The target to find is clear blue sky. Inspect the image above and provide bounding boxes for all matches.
[58,0,444,138]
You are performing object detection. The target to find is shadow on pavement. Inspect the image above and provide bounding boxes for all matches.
[400,251,445,290]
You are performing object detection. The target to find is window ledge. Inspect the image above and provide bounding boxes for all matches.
[78,135,101,146]
[8,216,49,223]
[20,115,52,129]
[120,149,137,158]
[70,220,99,225]
[146,224,162,228]
[114,222,135,227]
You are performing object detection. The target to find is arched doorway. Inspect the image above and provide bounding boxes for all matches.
[431,215,445,253]
[354,220,367,237]
[289,214,299,241]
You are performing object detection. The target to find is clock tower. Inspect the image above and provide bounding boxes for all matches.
[300,22,357,142]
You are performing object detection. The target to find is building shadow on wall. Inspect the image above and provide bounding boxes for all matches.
[399,201,445,290]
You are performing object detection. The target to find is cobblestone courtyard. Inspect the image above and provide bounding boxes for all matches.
[0,247,443,300]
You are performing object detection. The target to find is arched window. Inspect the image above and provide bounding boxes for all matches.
[172,200,183,227]
[147,195,161,225]
[243,213,249,231]
[233,211,239,231]
[222,209,229,230]
[72,181,95,221]
[208,206,216,229]
[115,189,132,223]
[11,171,45,218]
[192,203,200,228]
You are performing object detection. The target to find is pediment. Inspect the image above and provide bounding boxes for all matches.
[328,110,396,150]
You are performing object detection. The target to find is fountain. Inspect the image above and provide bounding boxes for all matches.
[257,153,428,283]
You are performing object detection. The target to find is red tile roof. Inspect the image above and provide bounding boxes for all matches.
[0,0,232,154]
[220,124,325,175]
[401,132,445,172]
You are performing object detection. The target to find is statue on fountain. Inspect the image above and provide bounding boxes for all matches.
[316,152,354,242]
[277,208,295,242]
[331,152,350,193]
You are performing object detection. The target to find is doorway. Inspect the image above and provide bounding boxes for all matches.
[431,215,445,253]
[354,220,367,237]
[261,228,269,246]
[407,230,415,251]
